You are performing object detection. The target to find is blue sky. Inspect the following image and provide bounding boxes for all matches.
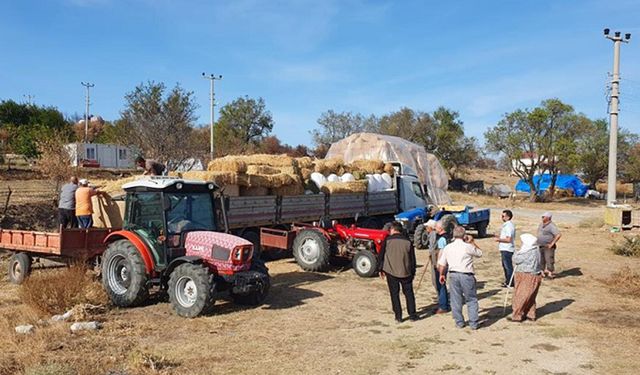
[1,0,639,148]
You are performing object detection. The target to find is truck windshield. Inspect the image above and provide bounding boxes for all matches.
[165,193,215,234]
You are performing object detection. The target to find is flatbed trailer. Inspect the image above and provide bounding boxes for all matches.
[0,227,115,284]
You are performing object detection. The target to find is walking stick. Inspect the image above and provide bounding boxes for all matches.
[415,256,432,292]
[502,265,518,316]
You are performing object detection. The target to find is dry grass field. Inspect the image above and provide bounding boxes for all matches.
[1,168,640,374]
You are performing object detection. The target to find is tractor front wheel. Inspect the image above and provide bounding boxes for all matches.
[168,263,215,318]
[8,253,32,284]
[232,259,270,306]
[101,239,149,307]
[352,250,378,278]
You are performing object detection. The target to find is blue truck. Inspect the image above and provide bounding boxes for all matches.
[395,204,491,242]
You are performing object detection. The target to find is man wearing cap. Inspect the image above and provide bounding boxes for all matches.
[437,225,483,329]
[423,219,440,290]
[75,179,102,229]
[537,212,562,278]
[495,210,516,287]
[58,176,79,229]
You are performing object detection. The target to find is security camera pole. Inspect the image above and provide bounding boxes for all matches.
[81,82,95,143]
[604,29,631,206]
[202,73,223,160]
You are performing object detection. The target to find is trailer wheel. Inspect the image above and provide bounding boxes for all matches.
[8,253,31,284]
[476,220,489,238]
[352,250,378,278]
[168,263,215,318]
[102,239,149,307]
[292,229,331,272]
[232,258,271,306]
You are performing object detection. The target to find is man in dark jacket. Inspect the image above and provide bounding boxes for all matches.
[379,221,418,323]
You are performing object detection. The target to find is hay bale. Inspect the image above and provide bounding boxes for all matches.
[91,194,125,228]
[350,159,385,174]
[95,176,140,196]
[247,165,280,175]
[240,186,270,196]
[247,173,298,188]
[384,163,395,175]
[320,180,368,194]
[207,156,248,173]
[296,157,314,169]
[242,154,296,167]
[182,171,238,186]
[270,184,305,196]
[314,157,344,175]
[301,168,313,180]
[222,184,240,197]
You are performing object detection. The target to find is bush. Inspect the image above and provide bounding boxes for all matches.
[19,263,108,315]
[609,236,640,257]
[608,266,640,298]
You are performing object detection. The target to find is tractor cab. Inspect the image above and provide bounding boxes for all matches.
[122,177,218,269]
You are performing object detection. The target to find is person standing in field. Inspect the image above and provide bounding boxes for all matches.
[537,212,562,279]
[495,209,516,287]
[433,221,451,314]
[511,233,543,322]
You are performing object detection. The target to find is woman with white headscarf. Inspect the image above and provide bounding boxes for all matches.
[511,233,543,322]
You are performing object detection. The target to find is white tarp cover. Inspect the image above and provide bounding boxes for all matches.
[325,133,451,205]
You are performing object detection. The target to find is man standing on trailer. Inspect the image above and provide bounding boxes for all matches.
[75,179,102,229]
[58,176,78,229]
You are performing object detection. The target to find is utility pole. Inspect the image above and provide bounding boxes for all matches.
[81,82,95,143]
[202,72,222,160]
[604,29,631,206]
[23,94,35,105]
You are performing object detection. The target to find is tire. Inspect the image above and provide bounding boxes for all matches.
[413,224,429,249]
[476,220,489,238]
[101,239,149,307]
[440,214,458,240]
[232,258,271,306]
[168,263,216,318]
[352,250,378,278]
[292,229,331,272]
[8,253,31,285]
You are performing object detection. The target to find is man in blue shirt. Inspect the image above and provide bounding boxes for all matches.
[495,210,516,287]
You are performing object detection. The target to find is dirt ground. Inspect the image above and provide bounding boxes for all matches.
[1,172,640,374]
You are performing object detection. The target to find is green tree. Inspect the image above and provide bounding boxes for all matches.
[311,110,378,150]
[118,81,200,170]
[0,100,71,158]
[214,96,274,155]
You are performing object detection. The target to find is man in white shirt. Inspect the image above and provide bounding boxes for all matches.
[495,210,516,287]
[438,226,483,330]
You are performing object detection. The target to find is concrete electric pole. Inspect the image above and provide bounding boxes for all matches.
[604,29,631,206]
[202,73,223,160]
[81,82,95,143]
[23,94,35,105]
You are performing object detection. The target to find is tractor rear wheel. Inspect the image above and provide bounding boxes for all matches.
[8,253,31,284]
[101,239,149,307]
[168,263,216,318]
[232,258,270,306]
[292,229,331,272]
[413,224,430,249]
[476,220,489,238]
[352,250,378,278]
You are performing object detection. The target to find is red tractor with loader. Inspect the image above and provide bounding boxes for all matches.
[261,219,390,277]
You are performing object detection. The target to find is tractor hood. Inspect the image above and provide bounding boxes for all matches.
[184,231,253,274]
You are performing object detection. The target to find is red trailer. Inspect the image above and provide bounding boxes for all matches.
[0,227,115,284]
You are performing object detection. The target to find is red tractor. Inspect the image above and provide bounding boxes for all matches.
[262,219,389,277]
[101,178,270,318]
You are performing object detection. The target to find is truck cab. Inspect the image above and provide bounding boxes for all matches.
[391,162,428,212]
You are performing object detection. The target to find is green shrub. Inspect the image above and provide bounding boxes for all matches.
[610,236,640,257]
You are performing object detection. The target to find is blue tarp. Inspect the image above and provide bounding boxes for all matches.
[515,174,588,197]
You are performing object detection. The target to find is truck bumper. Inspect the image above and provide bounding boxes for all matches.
[228,270,269,295]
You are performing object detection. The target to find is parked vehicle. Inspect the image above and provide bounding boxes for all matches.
[1,178,270,318]
[260,219,389,278]
[218,162,427,251]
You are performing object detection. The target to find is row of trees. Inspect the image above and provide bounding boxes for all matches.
[2,83,638,202]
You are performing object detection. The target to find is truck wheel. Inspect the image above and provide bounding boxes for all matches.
[292,229,331,272]
[476,220,489,238]
[352,250,378,278]
[8,253,31,284]
[440,214,458,239]
[232,259,271,306]
[168,263,216,318]
[413,224,429,249]
[102,239,149,307]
